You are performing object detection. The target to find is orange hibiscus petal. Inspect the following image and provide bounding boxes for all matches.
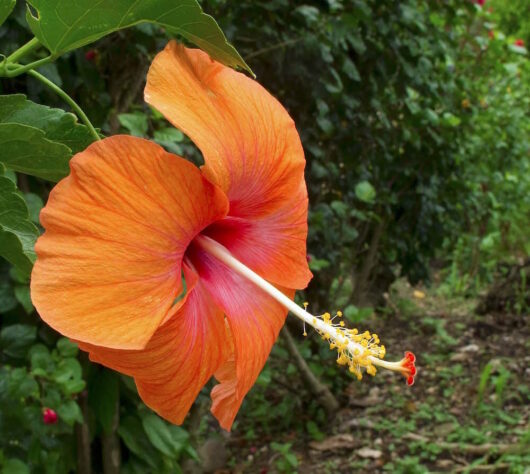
[144,42,312,289]
[187,242,293,430]
[78,264,230,424]
[31,136,228,349]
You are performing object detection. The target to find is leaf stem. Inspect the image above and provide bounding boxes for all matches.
[6,37,41,63]
[27,70,101,142]
[3,56,55,77]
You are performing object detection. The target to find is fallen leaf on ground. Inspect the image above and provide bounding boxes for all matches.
[356,447,382,459]
[309,434,358,451]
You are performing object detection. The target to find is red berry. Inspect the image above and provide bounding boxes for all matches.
[43,408,58,424]
[514,39,525,47]
[85,50,97,61]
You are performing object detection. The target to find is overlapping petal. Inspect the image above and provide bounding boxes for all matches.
[31,136,229,349]
[145,42,312,289]
[78,264,230,424]
[186,241,293,430]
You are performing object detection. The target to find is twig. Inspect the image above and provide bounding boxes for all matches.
[75,391,92,474]
[281,326,339,416]
[245,37,305,60]
[453,463,511,473]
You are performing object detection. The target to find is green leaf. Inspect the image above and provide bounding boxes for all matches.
[24,193,44,225]
[0,164,17,183]
[355,181,376,203]
[25,0,251,75]
[153,127,184,143]
[0,278,17,313]
[2,458,30,474]
[0,0,16,27]
[442,112,461,128]
[0,324,37,358]
[14,285,33,314]
[88,368,119,434]
[57,399,83,426]
[0,123,71,181]
[118,113,148,137]
[342,58,361,81]
[119,416,161,469]
[29,344,54,373]
[0,95,96,154]
[53,358,82,384]
[141,413,183,457]
[56,338,79,358]
[0,177,39,276]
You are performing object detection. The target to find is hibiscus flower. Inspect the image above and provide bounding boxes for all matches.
[31,42,415,430]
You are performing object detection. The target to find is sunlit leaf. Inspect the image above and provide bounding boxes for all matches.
[0,0,16,26]
[25,0,251,74]
[0,94,96,154]
[355,181,376,203]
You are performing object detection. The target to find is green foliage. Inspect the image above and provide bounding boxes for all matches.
[0,336,87,473]
[0,176,39,276]
[0,94,95,154]
[25,0,251,74]
[118,410,197,473]
[0,123,71,180]
[270,442,299,473]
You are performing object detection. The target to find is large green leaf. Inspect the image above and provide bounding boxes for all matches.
[0,0,16,27]
[0,123,71,181]
[141,413,183,457]
[0,176,39,276]
[0,95,96,154]
[25,0,251,74]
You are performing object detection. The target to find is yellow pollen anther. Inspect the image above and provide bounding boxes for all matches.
[290,300,388,383]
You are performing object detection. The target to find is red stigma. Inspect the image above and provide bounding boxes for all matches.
[42,407,58,424]
[402,351,416,386]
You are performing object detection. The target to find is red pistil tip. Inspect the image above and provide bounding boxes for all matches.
[402,351,417,386]
[42,407,58,424]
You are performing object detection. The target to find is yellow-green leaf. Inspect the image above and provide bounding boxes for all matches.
[25,0,252,75]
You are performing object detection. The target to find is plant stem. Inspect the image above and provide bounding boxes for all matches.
[27,70,101,142]
[282,326,340,415]
[4,56,55,77]
[6,37,41,63]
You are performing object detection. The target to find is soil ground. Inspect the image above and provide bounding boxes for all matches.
[217,279,529,473]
